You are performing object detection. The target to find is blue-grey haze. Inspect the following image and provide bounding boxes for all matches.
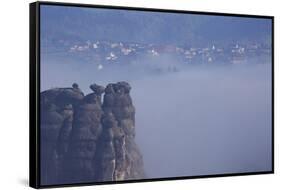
[41,5,271,46]
[40,5,272,179]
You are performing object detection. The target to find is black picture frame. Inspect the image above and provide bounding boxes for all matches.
[29,1,274,188]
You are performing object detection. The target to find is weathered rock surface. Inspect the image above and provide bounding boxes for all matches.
[40,85,84,184]
[40,82,144,185]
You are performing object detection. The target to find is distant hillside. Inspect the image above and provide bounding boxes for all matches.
[41,5,272,46]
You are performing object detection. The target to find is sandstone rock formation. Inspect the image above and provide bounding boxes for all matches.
[40,82,144,185]
[95,82,144,181]
[40,85,84,184]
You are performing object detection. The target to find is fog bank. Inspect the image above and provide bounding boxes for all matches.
[41,62,272,178]
[132,64,272,178]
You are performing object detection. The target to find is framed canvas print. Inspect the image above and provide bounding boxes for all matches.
[29,1,274,188]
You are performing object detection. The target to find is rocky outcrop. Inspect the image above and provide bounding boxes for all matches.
[94,82,144,181]
[40,84,84,184]
[61,84,104,183]
[40,82,144,185]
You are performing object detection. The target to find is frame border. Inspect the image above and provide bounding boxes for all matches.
[29,1,274,188]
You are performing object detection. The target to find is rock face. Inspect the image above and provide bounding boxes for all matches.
[40,86,84,184]
[95,82,144,181]
[40,82,144,185]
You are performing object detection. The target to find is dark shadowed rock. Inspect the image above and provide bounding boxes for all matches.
[72,83,79,89]
[40,85,84,185]
[90,83,105,95]
[95,82,144,181]
[40,82,144,184]
[63,87,103,183]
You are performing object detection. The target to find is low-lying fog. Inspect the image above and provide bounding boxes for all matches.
[41,61,272,178]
